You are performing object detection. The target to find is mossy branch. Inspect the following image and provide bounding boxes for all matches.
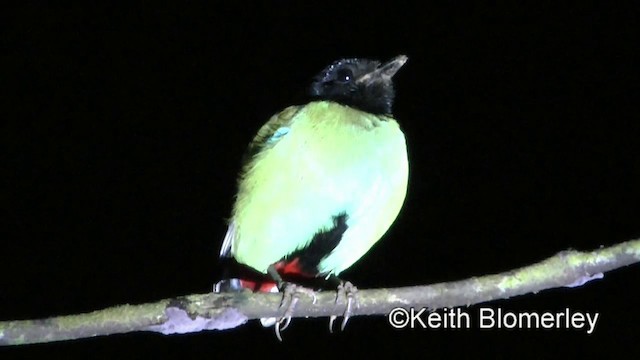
[2,239,639,346]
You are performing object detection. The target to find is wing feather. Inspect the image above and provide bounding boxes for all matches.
[219,106,301,258]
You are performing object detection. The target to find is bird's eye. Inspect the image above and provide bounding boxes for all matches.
[335,68,353,83]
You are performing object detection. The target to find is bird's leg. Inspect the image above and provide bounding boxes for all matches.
[267,264,317,341]
[327,275,359,333]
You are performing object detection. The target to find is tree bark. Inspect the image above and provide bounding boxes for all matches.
[1,238,639,345]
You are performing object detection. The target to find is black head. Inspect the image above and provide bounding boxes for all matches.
[309,55,408,115]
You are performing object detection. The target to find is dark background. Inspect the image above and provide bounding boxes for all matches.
[2,2,639,358]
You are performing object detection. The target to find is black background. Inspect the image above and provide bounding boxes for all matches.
[3,2,639,358]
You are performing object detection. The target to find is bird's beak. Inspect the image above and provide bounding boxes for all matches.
[357,55,408,85]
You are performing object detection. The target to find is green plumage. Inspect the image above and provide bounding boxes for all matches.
[223,100,408,276]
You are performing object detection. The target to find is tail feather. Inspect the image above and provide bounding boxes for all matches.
[213,278,243,293]
[219,222,235,258]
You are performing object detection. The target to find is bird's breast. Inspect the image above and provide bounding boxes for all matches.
[231,101,408,275]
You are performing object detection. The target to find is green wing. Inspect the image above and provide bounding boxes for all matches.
[240,105,302,166]
[219,105,301,258]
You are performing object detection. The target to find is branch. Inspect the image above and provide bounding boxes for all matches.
[2,239,639,346]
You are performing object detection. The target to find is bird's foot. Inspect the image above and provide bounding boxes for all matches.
[329,281,359,332]
[274,283,317,341]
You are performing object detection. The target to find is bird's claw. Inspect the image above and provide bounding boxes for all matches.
[274,283,316,341]
[329,281,358,333]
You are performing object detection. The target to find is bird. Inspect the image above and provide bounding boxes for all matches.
[216,55,409,339]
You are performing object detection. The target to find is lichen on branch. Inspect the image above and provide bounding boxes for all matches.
[1,239,639,346]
